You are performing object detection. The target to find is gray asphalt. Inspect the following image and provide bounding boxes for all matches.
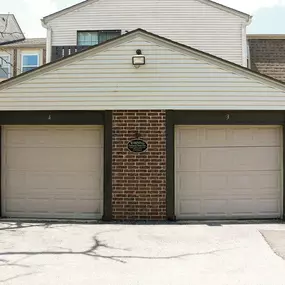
[0,222,284,285]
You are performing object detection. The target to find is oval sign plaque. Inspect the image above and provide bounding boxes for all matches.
[128,139,148,153]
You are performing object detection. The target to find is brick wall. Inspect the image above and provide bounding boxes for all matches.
[112,110,166,220]
[13,49,17,77]
[249,39,285,82]
[43,49,46,65]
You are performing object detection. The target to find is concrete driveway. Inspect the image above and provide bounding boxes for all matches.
[0,222,284,285]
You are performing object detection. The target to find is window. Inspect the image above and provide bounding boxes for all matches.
[22,54,39,73]
[77,30,121,46]
[0,55,10,78]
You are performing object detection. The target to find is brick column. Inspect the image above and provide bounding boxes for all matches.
[13,49,17,77]
[112,110,166,220]
[43,49,47,64]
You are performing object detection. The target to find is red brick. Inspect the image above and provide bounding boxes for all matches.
[112,110,166,221]
[249,39,285,82]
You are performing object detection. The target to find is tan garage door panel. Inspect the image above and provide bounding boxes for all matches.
[2,126,103,219]
[175,126,282,219]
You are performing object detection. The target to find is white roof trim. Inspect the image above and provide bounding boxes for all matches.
[248,34,285,39]
[197,0,251,21]
[0,29,282,93]
[42,0,251,25]
[42,0,98,25]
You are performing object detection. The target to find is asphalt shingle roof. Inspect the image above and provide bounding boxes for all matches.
[2,38,46,47]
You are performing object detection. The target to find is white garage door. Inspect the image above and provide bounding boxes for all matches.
[2,126,103,219]
[175,126,282,219]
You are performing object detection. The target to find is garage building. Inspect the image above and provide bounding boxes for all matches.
[0,30,284,221]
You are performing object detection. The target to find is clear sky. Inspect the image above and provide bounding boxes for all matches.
[1,0,285,38]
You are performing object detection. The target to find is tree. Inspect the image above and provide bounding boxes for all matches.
[0,14,25,78]
[0,14,25,45]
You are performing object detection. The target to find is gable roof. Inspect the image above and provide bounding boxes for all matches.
[42,0,251,25]
[1,28,285,111]
[0,28,284,92]
[0,14,25,45]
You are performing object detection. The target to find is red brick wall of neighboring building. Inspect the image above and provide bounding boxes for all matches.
[249,39,285,82]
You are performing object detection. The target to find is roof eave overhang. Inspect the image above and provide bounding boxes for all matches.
[248,34,285,40]
[198,0,252,22]
[0,38,25,46]
[42,0,98,25]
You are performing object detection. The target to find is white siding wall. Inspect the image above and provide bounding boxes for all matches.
[48,0,247,65]
[0,35,284,111]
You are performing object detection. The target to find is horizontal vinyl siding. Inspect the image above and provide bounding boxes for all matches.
[49,0,245,65]
[1,35,285,111]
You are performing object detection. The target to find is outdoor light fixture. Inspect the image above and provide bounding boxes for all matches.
[132,49,145,68]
